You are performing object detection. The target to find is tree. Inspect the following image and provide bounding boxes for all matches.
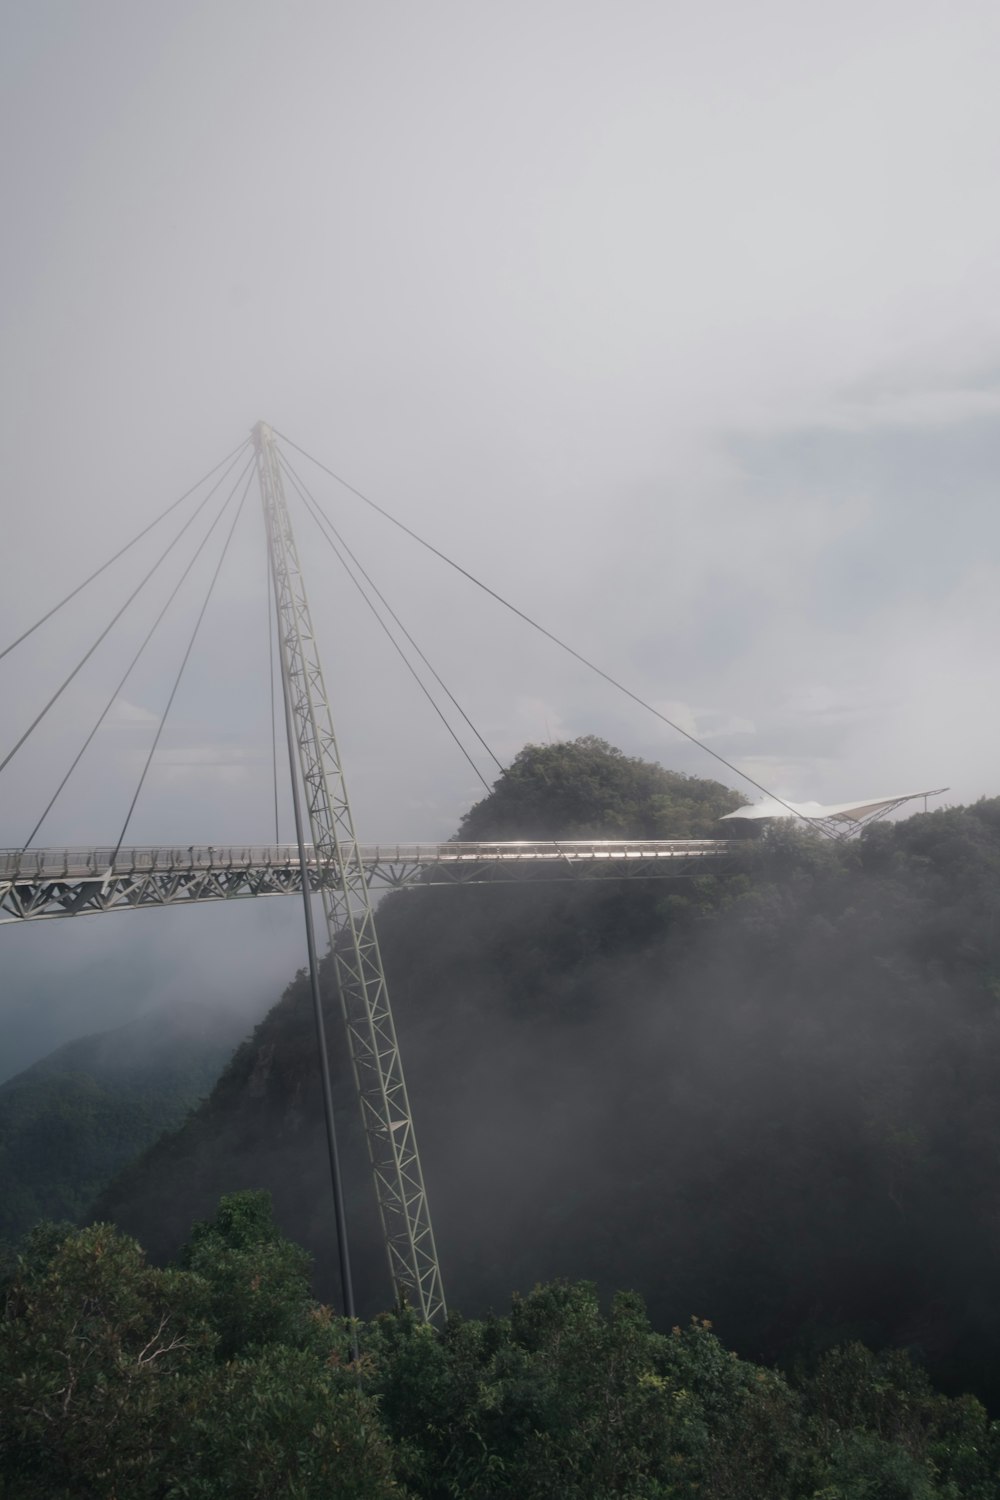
[172,1344,400,1500]
[0,1201,398,1499]
[456,737,745,840]
[180,1189,316,1359]
[4,1205,999,1498]
[0,1220,212,1496]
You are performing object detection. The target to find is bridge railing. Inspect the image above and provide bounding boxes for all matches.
[0,839,737,882]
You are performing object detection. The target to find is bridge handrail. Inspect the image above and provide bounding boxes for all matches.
[0,838,739,881]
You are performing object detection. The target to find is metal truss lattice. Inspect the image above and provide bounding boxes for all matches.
[254,421,446,1324]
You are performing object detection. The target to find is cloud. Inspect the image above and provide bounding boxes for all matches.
[128,743,265,789]
[503,698,571,754]
[102,697,159,729]
[150,745,264,768]
[759,377,1000,438]
[4,0,1000,1066]
[652,701,755,744]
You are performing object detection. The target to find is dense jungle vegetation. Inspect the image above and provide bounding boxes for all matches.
[93,738,1000,1422]
[3,1190,999,1498]
[0,1003,251,1244]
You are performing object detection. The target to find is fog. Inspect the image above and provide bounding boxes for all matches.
[3,1,1000,1072]
[95,803,1000,1407]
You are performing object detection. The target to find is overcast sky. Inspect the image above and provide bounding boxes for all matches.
[3,0,1000,1074]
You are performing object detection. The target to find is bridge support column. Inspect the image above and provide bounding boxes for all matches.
[253,420,446,1325]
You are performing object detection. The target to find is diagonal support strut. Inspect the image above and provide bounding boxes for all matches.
[253,421,446,1325]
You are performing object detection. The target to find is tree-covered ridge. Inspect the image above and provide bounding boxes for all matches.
[0,1003,254,1245]
[3,1192,998,1499]
[93,742,1000,1412]
[456,736,746,839]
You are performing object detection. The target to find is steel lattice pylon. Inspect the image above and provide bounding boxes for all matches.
[253,421,445,1324]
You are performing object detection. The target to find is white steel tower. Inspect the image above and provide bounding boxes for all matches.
[253,421,445,1324]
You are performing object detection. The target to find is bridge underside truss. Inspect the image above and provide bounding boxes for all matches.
[0,840,736,923]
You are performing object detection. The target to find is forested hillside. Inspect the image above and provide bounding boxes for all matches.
[5,1192,998,1498]
[95,739,1000,1408]
[0,1001,256,1243]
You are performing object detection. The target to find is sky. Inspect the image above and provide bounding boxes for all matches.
[3,0,1000,1075]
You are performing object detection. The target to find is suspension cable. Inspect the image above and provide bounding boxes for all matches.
[274,430,814,828]
[0,438,251,664]
[0,450,255,781]
[20,469,250,850]
[109,465,256,864]
[279,451,503,776]
[281,459,494,796]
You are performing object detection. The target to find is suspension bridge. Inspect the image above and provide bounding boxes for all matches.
[1,422,746,1331]
[0,837,733,922]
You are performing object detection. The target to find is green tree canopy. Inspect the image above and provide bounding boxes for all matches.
[456,736,745,840]
[4,1202,1000,1497]
[0,1199,396,1499]
[180,1189,317,1359]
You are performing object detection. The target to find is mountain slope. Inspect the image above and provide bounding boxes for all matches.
[0,1000,259,1243]
[94,740,745,1297]
[94,740,1000,1406]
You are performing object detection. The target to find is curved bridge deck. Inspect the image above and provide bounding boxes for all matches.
[0,839,739,923]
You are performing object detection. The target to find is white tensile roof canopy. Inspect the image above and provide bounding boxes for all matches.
[720,788,949,830]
